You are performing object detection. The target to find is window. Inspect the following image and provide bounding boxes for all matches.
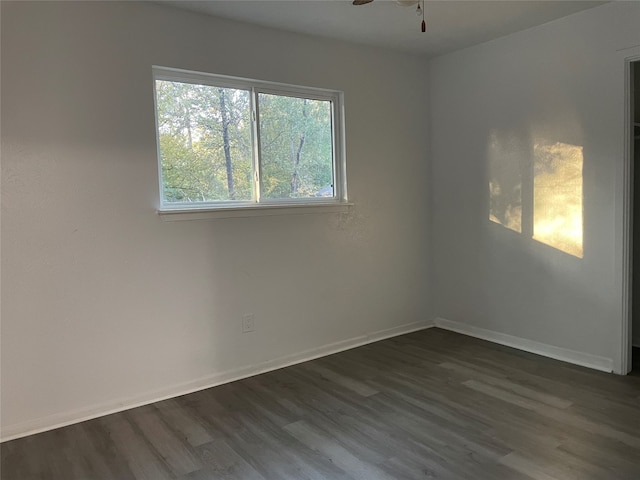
[152,66,347,216]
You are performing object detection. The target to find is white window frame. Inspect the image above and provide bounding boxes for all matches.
[152,66,349,220]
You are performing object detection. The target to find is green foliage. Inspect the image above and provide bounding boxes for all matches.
[259,93,333,199]
[155,80,334,204]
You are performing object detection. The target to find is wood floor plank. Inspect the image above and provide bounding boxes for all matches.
[103,415,174,480]
[178,438,267,480]
[283,420,394,480]
[57,422,129,480]
[465,379,640,449]
[500,452,562,480]
[557,435,640,479]
[294,410,390,466]
[128,406,201,476]
[388,369,569,450]
[299,362,379,397]
[2,328,639,480]
[439,361,574,408]
[1,435,52,480]
[154,398,214,447]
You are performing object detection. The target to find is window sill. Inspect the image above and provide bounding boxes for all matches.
[158,202,353,221]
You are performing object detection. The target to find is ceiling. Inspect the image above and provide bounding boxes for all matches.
[159,0,607,57]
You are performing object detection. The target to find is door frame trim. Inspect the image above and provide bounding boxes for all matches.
[621,51,640,374]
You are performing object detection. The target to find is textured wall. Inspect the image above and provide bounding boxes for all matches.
[1,1,431,437]
[429,2,640,372]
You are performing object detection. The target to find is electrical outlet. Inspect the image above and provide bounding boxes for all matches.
[242,314,255,333]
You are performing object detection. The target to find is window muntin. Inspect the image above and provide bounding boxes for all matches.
[152,67,345,211]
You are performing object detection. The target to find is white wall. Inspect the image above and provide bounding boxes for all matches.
[429,2,640,373]
[0,1,431,439]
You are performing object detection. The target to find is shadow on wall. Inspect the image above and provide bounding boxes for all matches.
[488,129,584,258]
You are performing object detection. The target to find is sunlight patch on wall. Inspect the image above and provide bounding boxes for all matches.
[489,130,522,233]
[532,141,583,258]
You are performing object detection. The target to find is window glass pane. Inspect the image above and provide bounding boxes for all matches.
[155,80,253,203]
[258,93,334,199]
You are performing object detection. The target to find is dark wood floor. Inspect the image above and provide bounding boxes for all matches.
[2,328,640,480]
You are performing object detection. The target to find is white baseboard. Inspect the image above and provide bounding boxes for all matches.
[434,317,613,373]
[1,319,434,442]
